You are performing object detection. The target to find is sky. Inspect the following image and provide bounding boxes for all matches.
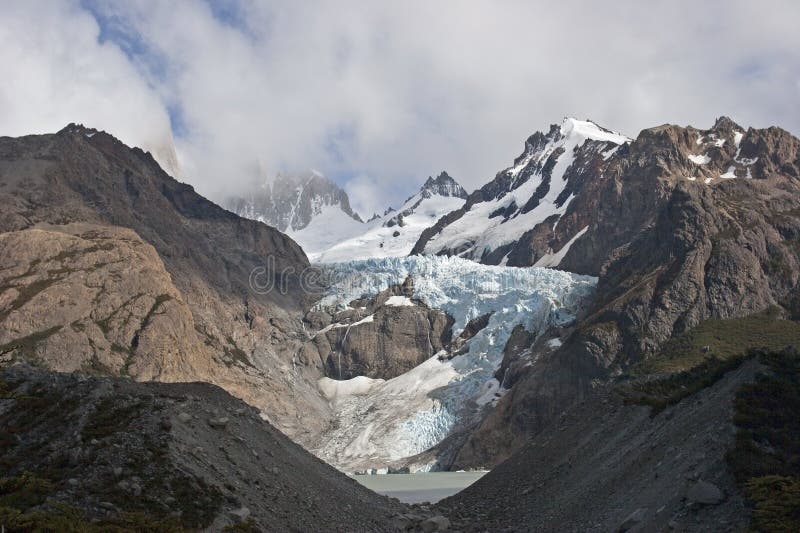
[1,0,799,218]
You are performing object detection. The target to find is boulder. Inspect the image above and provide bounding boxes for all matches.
[686,480,724,506]
[420,515,451,532]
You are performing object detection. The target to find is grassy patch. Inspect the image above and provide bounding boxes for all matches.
[0,276,63,322]
[0,472,54,509]
[0,503,186,532]
[636,308,800,375]
[0,326,64,362]
[727,348,800,532]
[620,353,750,414]
[223,335,254,369]
[81,397,148,441]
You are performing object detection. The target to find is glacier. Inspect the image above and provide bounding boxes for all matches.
[310,255,596,472]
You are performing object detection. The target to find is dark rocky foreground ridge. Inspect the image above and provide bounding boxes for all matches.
[0,364,404,531]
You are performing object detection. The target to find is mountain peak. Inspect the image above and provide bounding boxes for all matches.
[419,171,468,199]
[559,117,630,145]
[226,170,362,233]
[712,116,742,133]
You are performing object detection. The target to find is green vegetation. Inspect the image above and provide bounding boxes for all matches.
[0,502,187,532]
[0,376,223,530]
[224,335,254,369]
[0,325,63,361]
[0,472,54,509]
[637,308,800,375]
[620,309,800,415]
[727,348,800,532]
[224,519,261,532]
[81,397,149,440]
[620,353,750,414]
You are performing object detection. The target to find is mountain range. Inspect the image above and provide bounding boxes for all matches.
[226,170,468,262]
[2,115,799,531]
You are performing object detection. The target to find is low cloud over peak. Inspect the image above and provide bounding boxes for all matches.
[2,0,799,215]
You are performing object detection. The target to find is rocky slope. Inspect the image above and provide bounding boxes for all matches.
[413,118,630,264]
[0,364,403,531]
[441,359,758,532]
[0,125,331,442]
[428,117,800,469]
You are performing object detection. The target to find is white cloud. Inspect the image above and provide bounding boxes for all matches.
[0,1,177,173]
[2,0,799,211]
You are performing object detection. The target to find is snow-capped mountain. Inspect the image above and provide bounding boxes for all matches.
[313,172,467,263]
[413,118,631,265]
[225,171,365,255]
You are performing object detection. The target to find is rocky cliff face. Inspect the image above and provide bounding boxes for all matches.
[0,125,331,442]
[412,118,630,264]
[303,277,454,381]
[449,117,800,467]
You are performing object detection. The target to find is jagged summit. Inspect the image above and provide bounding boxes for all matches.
[226,171,362,232]
[712,115,742,132]
[310,171,469,263]
[418,171,468,200]
[412,117,631,264]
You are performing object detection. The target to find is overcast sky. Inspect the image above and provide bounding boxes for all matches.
[2,1,799,217]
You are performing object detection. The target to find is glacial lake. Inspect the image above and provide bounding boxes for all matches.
[350,471,488,504]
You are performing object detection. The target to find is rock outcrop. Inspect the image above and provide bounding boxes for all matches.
[0,224,207,380]
[304,278,454,380]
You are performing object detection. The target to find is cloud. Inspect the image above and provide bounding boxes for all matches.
[0,1,177,172]
[2,0,800,210]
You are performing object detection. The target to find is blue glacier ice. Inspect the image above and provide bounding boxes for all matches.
[311,256,596,472]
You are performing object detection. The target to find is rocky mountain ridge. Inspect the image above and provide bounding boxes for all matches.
[0,363,404,531]
[0,124,332,444]
[312,173,468,263]
[446,116,800,468]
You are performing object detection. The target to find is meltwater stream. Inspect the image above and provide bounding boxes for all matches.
[310,256,597,473]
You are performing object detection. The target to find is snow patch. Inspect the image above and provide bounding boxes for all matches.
[546,338,562,348]
[313,193,466,263]
[533,226,589,268]
[688,153,711,165]
[385,295,414,307]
